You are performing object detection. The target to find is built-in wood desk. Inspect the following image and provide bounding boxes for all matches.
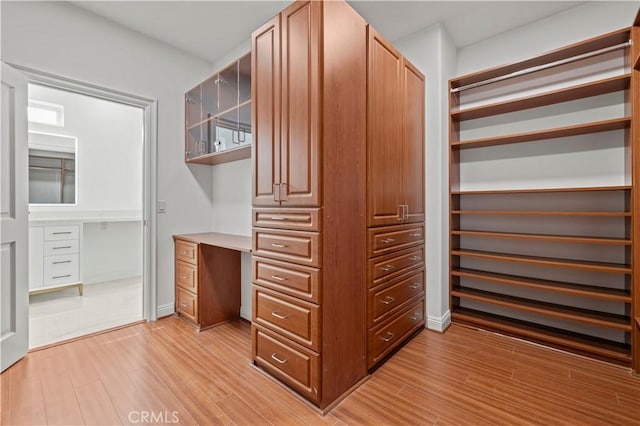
[173,232,251,330]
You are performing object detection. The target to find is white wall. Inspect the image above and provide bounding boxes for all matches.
[28,84,143,213]
[395,23,457,331]
[1,0,215,316]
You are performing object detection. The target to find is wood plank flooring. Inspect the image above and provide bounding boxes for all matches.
[1,315,639,425]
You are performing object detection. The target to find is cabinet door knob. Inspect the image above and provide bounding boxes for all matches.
[380,332,395,342]
[271,353,287,364]
[180,302,189,308]
[380,296,396,305]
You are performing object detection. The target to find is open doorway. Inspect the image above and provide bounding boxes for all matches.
[26,83,145,348]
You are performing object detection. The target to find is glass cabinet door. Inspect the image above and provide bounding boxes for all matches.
[218,61,239,114]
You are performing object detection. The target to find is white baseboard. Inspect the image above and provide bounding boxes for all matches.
[427,310,451,332]
[156,303,175,319]
[240,305,251,321]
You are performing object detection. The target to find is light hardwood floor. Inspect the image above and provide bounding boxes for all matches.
[1,315,639,425]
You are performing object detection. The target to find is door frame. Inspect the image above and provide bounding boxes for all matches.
[12,64,158,321]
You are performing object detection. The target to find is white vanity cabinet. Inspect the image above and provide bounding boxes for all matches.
[29,223,83,295]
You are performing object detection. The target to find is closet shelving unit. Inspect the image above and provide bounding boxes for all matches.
[449,27,638,367]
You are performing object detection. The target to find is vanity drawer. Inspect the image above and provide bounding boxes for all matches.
[253,286,320,351]
[253,208,321,232]
[252,256,320,303]
[368,223,424,257]
[43,254,79,286]
[253,325,320,404]
[176,288,198,324]
[253,229,321,267]
[368,269,424,327]
[368,297,424,368]
[44,225,79,241]
[176,260,198,293]
[368,247,424,288]
[175,239,198,265]
[44,239,79,256]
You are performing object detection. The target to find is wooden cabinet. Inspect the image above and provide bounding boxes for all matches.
[367,28,425,227]
[252,0,425,411]
[173,233,249,331]
[252,0,369,412]
[185,53,252,165]
[252,1,320,207]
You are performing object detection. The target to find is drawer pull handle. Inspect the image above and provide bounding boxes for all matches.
[181,250,190,255]
[409,283,421,289]
[180,274,189,280]
[52,274,72,279]
[271,275,288,281]
[180,302,189,308]
[271,353,287,364]
[380,332,395,342]
[380,296,396,305]
[52,231,72,235]
[410,313,421,321]
[409,256,421,262]
[380,265,395,272]
[52,260,72,265]
[267,216,286,221]
[381,238,395,244]
[410,233,422,238]
[271,243,288,248]
[53,246,72,250]
[271,311,289,320]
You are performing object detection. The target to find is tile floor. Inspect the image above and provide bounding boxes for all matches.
[28,277,143,348]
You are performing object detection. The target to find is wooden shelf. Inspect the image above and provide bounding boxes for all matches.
[451,74,630,121]
[452,287,631,331]
[450,28,630,89]
[451,117,631,149]
[451,249,631,274]
[452,229,631,245]
[186,99,252,130]
[452,268,631,302]
[186,144,251,165]
[452,210,631,217]
[451,186,631,195]
[452,308,631,363]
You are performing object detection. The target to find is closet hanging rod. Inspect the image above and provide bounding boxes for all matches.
[451,40,631,93]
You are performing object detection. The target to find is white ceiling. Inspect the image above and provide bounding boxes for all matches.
[71,0,587,64]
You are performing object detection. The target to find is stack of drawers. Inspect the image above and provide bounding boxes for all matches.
[251,208,322,404]
[367,223,425,368]
[29,224,82,294]
[174,238,199,326]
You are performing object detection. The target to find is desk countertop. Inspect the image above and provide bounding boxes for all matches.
[173,232,252,253]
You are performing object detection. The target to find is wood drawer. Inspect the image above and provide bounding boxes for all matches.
[368,297,425,368]
[43,254,79,286]
[252,325,320,404]
[253,208,321,232]
[176,288,198,324]
[252,256,320,303]
[44,225,79,241]
[175,260,198,294]
[253,286,320,351]
[175,239,198,265]
[253,229,321,267]
[44,239,79,256]
[368,223,424,257]
[368,269,424,327]
[368,247,424,288]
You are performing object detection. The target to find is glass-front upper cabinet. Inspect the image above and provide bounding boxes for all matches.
[185,53,252,165]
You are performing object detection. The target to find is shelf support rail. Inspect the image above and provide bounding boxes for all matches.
[451,40,631,93]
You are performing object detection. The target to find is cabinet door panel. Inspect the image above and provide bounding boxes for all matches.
[402,59,425,223]
[280,1,321,206]
[252,15,281,206]
[367,27,403,226]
